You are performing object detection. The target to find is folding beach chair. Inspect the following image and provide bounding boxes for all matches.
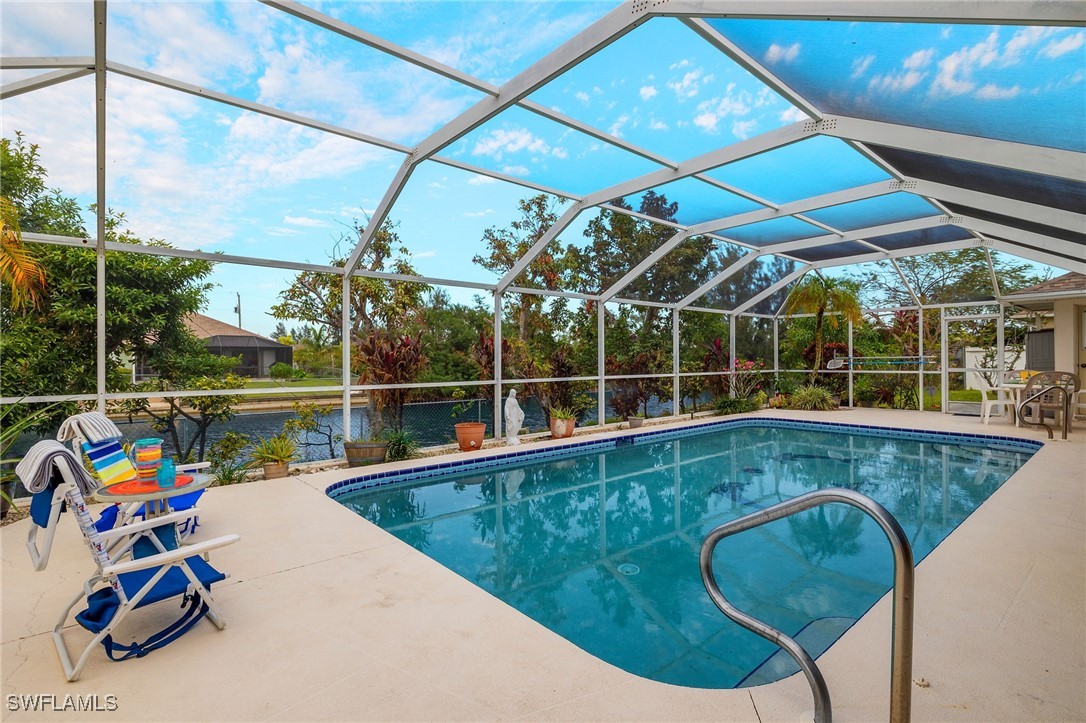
[22,443,239,682]
[57,411,205,538]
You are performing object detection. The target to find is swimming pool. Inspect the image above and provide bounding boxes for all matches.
[329,418,1039,689]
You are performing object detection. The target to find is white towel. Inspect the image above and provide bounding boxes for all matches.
[56,412,123,445]
[14,440,98,496]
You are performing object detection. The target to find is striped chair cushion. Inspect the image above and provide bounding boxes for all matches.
[81,440,138,486]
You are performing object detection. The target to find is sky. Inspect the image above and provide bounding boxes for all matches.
[2,2,1081,335]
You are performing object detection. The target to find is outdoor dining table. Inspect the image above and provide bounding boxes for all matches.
[93,471,212,519]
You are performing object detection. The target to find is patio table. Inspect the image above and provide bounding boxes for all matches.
[93,472,212,519]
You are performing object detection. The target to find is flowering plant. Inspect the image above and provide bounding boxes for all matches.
[729,358,766,399]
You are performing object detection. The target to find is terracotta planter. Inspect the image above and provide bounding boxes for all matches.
[627,416,644,429]
[454,422,487,452]
[344,441,388,467]
[262,461,289,479]
[550,417,576,439]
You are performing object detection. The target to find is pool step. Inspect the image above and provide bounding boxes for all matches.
[737,615,858,687]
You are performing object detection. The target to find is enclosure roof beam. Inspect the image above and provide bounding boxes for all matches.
[820,115,1086,182]
[599,178,895,302]
[905,178,1085,233]
[730,267,809,315]
[983,238,1086,275]
[0,56,94,69]
[760,215,948,256]
[891,258,922,307]
[0,67,93,100]
[345,2,648,275]
[810,238,981,269]
[105,63,587,202]
[958,219,1086,273]
[655,0,1085,25]
[503,120,813,294]
[262,0,679,170]
[681,18,822,121]
[673,253,760,310]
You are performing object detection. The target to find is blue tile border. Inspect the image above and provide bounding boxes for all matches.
[325,416,1042,501]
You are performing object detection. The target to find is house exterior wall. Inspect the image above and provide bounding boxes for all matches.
[1053,298,1080,371]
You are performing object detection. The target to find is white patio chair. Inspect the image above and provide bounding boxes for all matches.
[975,375,1016,425]
[21,442,238,682]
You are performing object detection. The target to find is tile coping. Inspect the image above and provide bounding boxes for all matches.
[325,415,1042,500]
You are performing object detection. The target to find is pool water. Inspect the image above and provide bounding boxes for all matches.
[334,421,1037,689]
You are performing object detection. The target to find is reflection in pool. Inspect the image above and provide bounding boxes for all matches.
[333,421,1037,689]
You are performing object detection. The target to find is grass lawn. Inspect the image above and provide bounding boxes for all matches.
[949,389,982,402]
[244,378,343,389]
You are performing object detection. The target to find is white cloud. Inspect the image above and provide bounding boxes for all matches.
[428,181,447,189]
[903,49,936,70]
[1042,31,1085,59]
[851,55,875,80]
[283,215,327,227]
[669,59,690,70]
[765,43,800,64]
[639,85,658,101]
[575,91,591,103]
[608,114,630,138]
[471,128,550,160]
[413,250,438,258]
[1002,26,1056,65]
[779,106,808,123]
[975,83,1020,100]
[667,69,704,99]
[693,113,718,132]
[940,27,953,40]
[648,118,669,131]
[463,209,494,218]
[731,120,758,140]
[501,165,530,176]
[931,31,999,96]
[467,175,498,186]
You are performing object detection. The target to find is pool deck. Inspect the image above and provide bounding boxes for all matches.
[3,409,1084,722]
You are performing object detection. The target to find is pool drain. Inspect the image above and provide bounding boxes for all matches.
[617,563,640,576]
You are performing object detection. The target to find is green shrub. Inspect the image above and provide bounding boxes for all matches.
[208,432,253,486]
[715,397,760,415]
[788,384,836,411]
[271,362,301,379]
[383,429,419,462]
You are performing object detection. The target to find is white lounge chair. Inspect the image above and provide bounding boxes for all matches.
[21,442,238,681]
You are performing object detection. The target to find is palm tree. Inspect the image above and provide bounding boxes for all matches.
[782,274,864,383]
[0,196,45,309]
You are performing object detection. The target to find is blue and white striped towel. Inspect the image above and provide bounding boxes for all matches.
[56,412,123,445]
[14,440,98,496]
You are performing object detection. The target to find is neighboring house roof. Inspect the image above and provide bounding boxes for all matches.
[183,313,291,350]
[1004,272,1086,296]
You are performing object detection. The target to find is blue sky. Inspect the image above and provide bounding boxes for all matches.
[2,2,1081,335]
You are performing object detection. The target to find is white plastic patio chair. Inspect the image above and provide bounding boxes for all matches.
[21,443,238,682]
[975,375,1016,425]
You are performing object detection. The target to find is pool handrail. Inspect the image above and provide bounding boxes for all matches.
[1018,384,1071,440]
[700,488,915,723]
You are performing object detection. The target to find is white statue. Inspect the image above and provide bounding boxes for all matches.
[505,388,524,445]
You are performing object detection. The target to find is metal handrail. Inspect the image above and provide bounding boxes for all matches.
[1018,385,1071,440]
[700,488,915,723]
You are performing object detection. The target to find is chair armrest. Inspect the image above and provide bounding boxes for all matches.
[177,462,210,473]
[101,534,240,576]
[96,508,201,541]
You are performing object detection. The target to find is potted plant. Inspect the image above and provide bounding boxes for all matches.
[549,405,577,439]
[343,436,388,467]
[627,415,645,429]
[453,421,487,452]
[250,433,299,479]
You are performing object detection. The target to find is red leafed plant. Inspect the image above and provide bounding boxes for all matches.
[356,332,427,433]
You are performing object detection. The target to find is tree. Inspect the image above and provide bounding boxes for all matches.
[1,133,225,432]
[473,194,564,343]
[0,195,45,309]
[781,275,864,383]
[270,219,429,347]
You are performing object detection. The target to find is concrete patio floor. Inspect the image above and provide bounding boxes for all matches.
[2,409,1083,722]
